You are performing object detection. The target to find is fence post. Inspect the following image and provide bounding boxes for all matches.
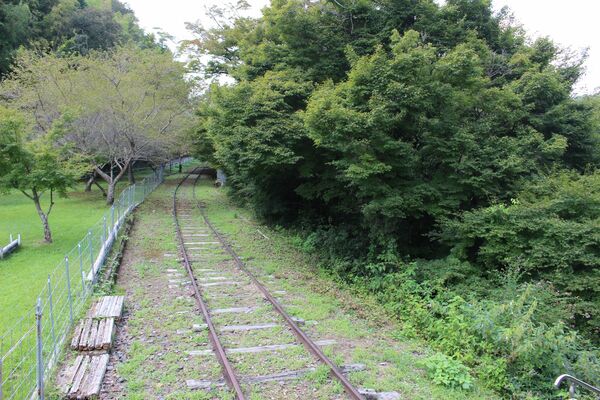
[78,243,85,295]
[111,206,115,234]
[0,356,3,400]
[102,216,107,245]
[88,231,93,272]
[47,276,57,361]
[65,257,74,326]
[116,201,121,228]
[36,297,44,400]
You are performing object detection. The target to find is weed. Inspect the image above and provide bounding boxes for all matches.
[423,353,473,390]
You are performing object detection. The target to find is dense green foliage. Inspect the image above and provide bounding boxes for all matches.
[441,172,600,337]
[0,0,152,77]
[191,0,599,397]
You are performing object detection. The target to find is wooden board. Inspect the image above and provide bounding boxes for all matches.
[188,339,337,356]
[61,354,110,399]
[186,363,366,389]
[70,318,115,351]
[88,296,124,319]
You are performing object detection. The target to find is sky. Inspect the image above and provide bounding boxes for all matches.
[124,0,599,94]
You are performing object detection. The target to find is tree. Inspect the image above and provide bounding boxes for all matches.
[65,46,193,204]
[301,30,582,254]
[0,2,32,76]
[193,0,596,249]
[0,107,80,242]
[198,69,312,221]
[51,6,123,54]
[0,0,154,79]
[1,46,194,204]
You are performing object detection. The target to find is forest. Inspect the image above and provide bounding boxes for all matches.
[188,0,600,398]
[0,0,598,398]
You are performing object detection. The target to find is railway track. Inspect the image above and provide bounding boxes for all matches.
[172,169,367,399]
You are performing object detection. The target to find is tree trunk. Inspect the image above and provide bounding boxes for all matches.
[178,159,182,173]
[128,163,135,184]
[106,181,116,206]
[93,180,107,197]
[94,160,130,206]
[85,174,95,192]
[32,193,52,243]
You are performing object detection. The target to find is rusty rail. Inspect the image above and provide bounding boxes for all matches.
[172,170,246,400]
[191,174,365,400]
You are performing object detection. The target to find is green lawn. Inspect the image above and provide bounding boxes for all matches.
[0,174,149,333]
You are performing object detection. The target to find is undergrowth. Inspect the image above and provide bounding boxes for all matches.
[290,234,600,399]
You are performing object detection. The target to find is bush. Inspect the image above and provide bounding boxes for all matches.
[424,353,473,390]
[440,171,600,340]
[361,261,600,397]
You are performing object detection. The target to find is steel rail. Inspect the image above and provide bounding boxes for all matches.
[192,174,365,400]
[172,170,246,400]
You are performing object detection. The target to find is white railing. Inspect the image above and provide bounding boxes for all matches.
[555,374,600,399]
[0,235,21,259]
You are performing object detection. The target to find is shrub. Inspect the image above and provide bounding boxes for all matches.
[361,261,599,397]
[440,171,600,340]
[424,353,473,390]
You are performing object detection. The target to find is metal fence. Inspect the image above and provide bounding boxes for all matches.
[0,166,164,400]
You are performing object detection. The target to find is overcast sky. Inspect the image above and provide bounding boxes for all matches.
[124,0,599,94]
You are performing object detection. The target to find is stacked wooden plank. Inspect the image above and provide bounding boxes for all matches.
[88,296,124,319]
[70,318,115,351]
[61,354,109,399]
[60,296,124,399]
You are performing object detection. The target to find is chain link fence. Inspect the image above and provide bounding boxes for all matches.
[0,166,165,400]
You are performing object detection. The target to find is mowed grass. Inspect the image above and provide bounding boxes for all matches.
[0,173,150,333]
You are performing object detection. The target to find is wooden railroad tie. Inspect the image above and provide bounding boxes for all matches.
[70,317,115,351]
[88,295,124,319]
[60,296,124,399]
[60,354,110,399]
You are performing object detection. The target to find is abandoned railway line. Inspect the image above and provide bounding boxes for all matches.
[71,168,492,400]
[172,169,382,399]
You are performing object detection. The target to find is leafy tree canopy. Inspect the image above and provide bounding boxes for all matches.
[1,46,194,205]
[0,0,155,77]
